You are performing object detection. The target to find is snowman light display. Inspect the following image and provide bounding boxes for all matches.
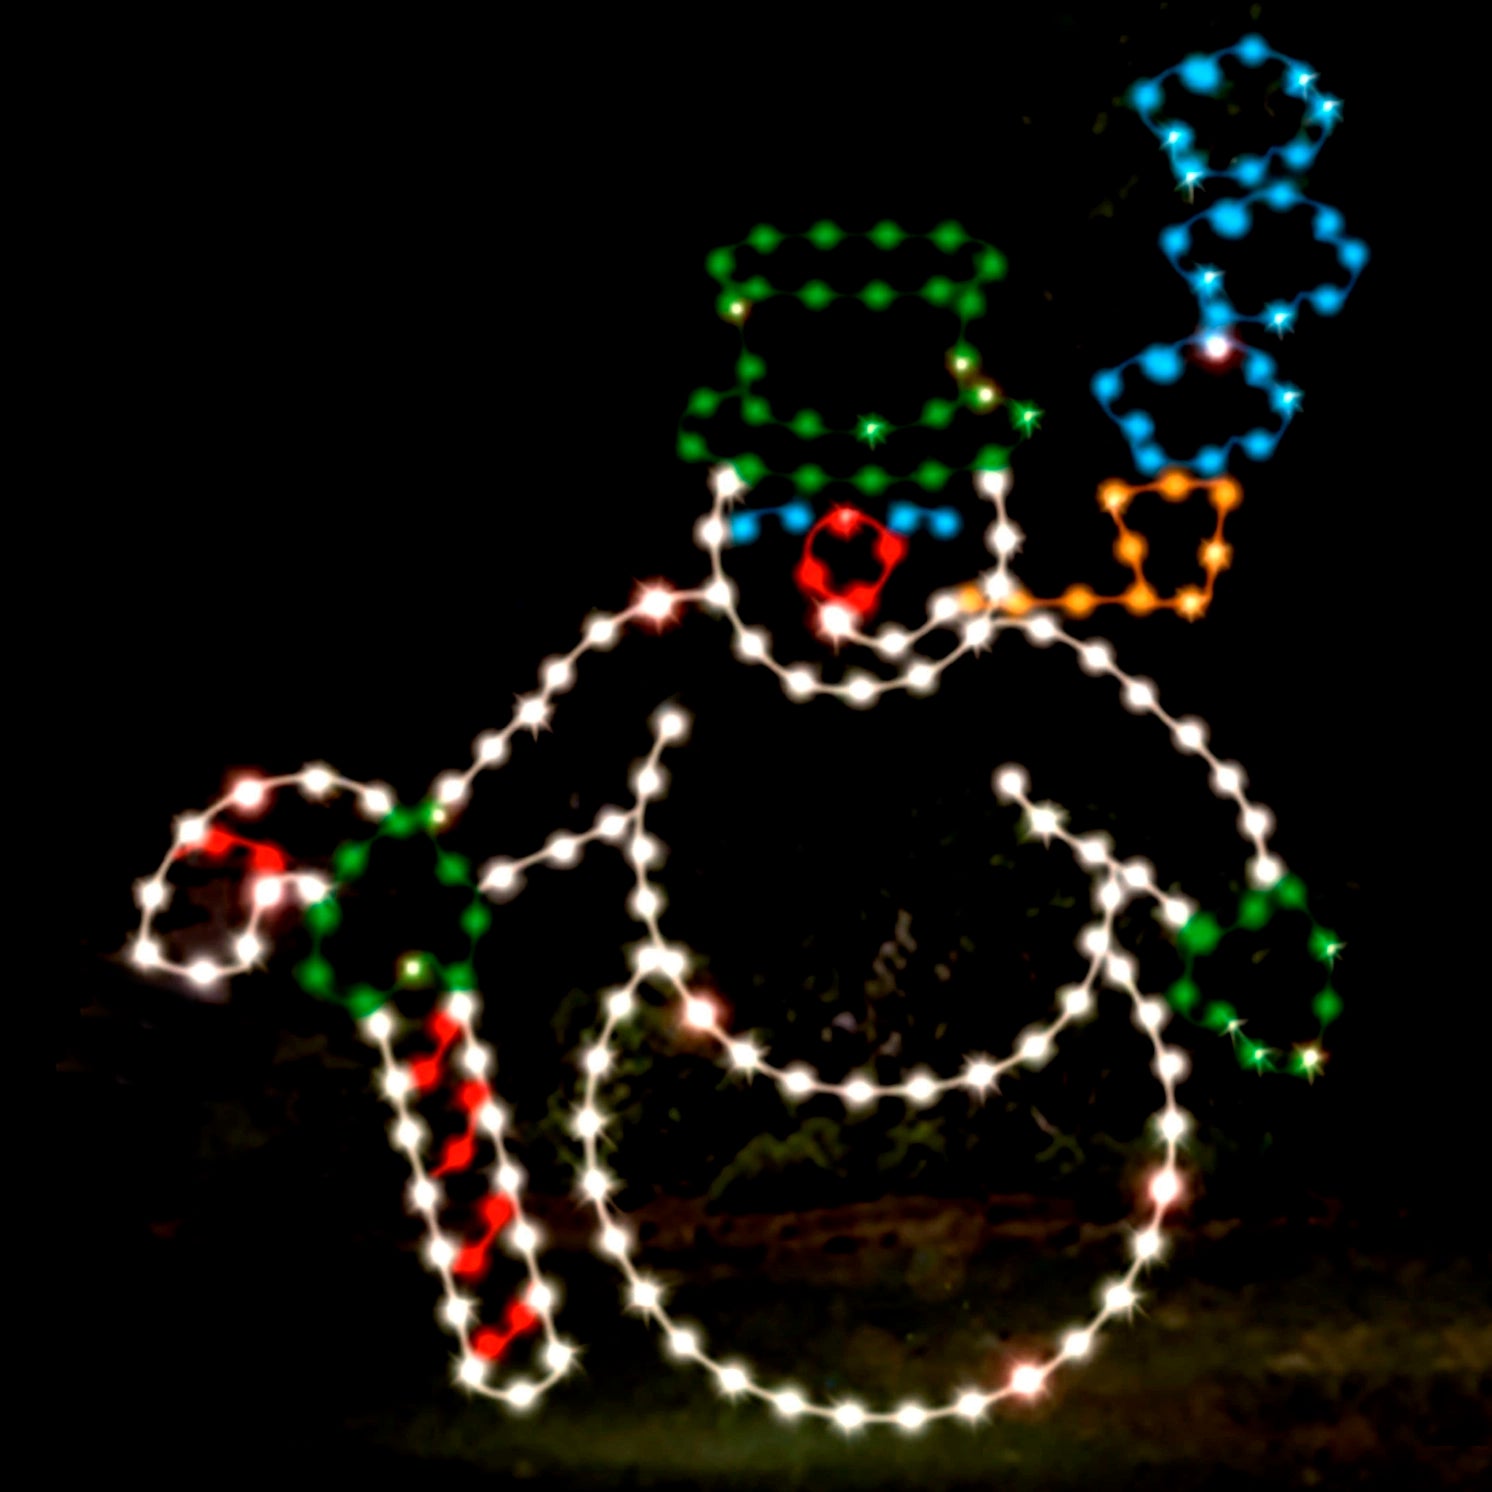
[128,37,1363,1433]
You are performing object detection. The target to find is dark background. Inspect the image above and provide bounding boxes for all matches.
[58,4,1476,1486]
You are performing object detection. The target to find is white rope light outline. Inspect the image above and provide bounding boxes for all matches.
[127,460,1291,1426]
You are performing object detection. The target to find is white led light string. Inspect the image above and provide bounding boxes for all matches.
[367,1000,576,1407]
[128,462,1289,1426]
[556,716,1190,1427]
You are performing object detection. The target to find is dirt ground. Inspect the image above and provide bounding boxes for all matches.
[312,1207,1491,1489]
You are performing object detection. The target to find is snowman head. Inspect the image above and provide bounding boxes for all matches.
[679,222,1044,703]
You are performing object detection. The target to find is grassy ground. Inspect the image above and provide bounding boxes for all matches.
[326,1216,1489,1489]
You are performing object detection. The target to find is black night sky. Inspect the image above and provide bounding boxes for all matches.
[59,7,1479,1488]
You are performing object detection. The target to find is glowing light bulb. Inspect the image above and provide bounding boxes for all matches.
[982,569,1012,602]
[1173,720,1206,752]
[639,587,675,621]
[994,766,1028,799]
[1157,1049,1188,1081]
[301,767,333,798]
[820,604,855,638]
[474,731,509,766]
[1212,764,1243,795]
[1010,1365,1044,1396]
[1029,806,1060,836]
[361,785,393,817]
[989,522,1021,556]
[712,465,745,501]
[965,1060,997,1090]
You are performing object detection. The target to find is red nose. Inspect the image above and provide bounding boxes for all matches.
[793,504,909,619]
